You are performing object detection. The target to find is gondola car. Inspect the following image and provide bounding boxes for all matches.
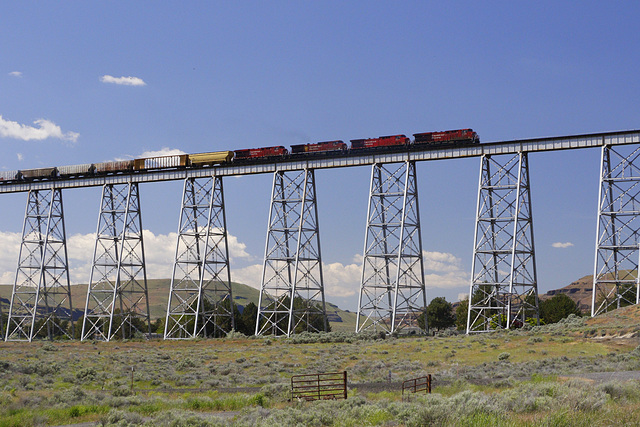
[291,140,347,154]
[234,146,288,160]
[350,134,410,149]
[94,160,134,174]
[58,164,95,177]
[18,167,57,180]
[413,128,479,145]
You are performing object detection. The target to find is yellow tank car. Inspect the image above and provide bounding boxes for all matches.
[188,151,234,166]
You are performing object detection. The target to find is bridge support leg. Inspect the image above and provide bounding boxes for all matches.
[592,144,640,315]
[256,169,328,336]
[164,176,234,339]
[356,161,427,335]
[81,183,151,341]
[467,153,539,332]
[5,188,74,341]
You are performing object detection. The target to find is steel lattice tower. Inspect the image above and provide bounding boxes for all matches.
[467,153,539,332]
[164,176,234,339]
[592,144,640,315]
[356,161,426,334]
[256,169,328,336]
[5,189,74,341]
[81,183,151,341]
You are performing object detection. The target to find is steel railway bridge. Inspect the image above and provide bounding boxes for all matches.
[1,129,639,341]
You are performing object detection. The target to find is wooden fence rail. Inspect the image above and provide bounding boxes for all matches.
[290,371,348,402]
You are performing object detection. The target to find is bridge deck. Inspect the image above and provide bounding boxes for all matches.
[1,129,638,193]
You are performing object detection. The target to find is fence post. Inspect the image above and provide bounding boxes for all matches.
[343,371,348,399]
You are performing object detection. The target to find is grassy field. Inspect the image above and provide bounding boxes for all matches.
[1,306,640,425]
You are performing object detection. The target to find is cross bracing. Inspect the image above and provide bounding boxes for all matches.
[256,169,328,336]
[81,183,151,341]
[467,153,539,333]
[592,145,640,315]
[5,189,74,341]
[164,176,234,339]
[356,161,426,335]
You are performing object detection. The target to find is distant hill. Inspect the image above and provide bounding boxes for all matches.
[0,280,358,332]
[540,275,594,313]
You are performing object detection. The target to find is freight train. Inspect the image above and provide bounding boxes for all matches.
[0,128,478,182]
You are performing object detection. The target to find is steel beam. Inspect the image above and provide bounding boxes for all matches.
[256,169,328,336]
[5,189,73,341]
[467,153,539,333]
[592,144,640,315]
[356,161,427,334]
[164,176,234,339]
[81,183,151,341]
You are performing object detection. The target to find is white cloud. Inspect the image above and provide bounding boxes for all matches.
[16,153,23,161]
[9,71,22,78]
[138,147,186,158]
[0,229,251,286]
[552,242,574,248]
[458,293,469,302]
[0,115,79,143]
[100,75,146,86]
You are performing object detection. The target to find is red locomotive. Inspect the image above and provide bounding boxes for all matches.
[234,146,289,160]
[291,140,347,154]
[350,134,410,150]
[413,128,479,145]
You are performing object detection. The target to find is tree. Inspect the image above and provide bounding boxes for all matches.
[455,299,469,331]
[425,297,455,331]
[238,302,258,335]
[539,293,582,324]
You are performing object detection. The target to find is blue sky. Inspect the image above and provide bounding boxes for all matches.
[1,2,639,311]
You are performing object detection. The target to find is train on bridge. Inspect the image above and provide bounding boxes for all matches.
[0,128,479,181]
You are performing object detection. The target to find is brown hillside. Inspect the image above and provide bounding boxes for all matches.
[540,275,594,313]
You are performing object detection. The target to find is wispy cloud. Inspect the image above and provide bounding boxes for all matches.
[138,147,186,158]
[100,75,146,86]
[552,242,574,248]
[8,71,22,78]
[0,115,79,143]
[17,153,23,162]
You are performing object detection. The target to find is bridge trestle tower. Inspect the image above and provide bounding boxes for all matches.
[467,153,539,333]
[164,176,234,339]
[356,161,427,335]
[592,144,640,315]
[81,183,151,341]
[5,188,73,341]
[256,169,328,336]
